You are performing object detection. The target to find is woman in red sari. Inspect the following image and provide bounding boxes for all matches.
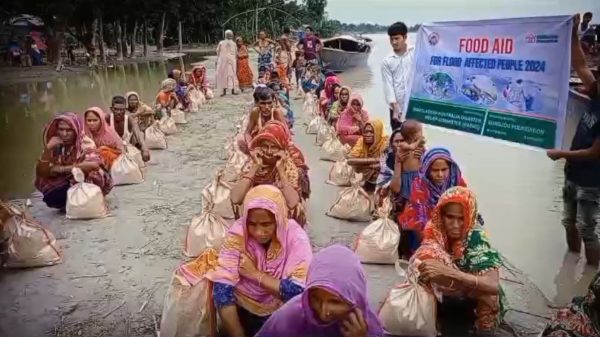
[231,120,310,225]
[236,37,254,91]
[35,113,113,210]
[83,107,124,169]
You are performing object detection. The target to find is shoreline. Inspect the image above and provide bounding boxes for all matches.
[0,45,217,86]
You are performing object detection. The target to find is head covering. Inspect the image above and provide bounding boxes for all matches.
[225,30,234,39]
[125,91,142,110]
[323,76,341,101]
[398,147,466,234]
[205,185,312,316]
[35,113,103,194]
[419,147,463,207]
[336,93,370,139]
[161,78,177,92]
[256,245,384,337]
[349,119,389,159]
[338,86,351,107]
[248,121,303,191]
[84,107,124,150]
[191,65,209,88]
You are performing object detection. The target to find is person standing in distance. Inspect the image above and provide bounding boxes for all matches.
[382,22,414,129]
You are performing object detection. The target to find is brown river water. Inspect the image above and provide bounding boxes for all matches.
[0,34,594,305]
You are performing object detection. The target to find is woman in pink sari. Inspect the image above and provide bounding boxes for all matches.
[336,93,370,147]
[205,185,312,337]
[83,107,124,169]
[319,76,341,118]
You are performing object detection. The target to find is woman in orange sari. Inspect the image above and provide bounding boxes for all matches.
[236,37,254,91]
[83,107,124,169]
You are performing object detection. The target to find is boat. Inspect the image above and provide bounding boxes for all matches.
[320,35,372,70]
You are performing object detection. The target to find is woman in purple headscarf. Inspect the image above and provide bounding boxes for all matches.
[256,245,384,337]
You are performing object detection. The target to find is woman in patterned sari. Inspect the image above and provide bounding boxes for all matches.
[410,186,504,334]
[125,91,155,132]
[541,271,600,337]
[35,113,113,210]
[231,120,310,225]
[347,119,389,190]
[236,37,254,91]
[398,147,467,254]
[206,185,312,337]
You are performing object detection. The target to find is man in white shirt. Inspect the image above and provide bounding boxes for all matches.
[381,22,414,129]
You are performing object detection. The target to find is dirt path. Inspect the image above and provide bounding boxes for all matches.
[0,76,249,336]
[1,62,552,336]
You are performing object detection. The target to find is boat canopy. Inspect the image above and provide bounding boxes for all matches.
[322,35,371,53]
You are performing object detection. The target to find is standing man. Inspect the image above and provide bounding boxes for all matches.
[381,22,414,129]
[297,26,322,64]
[546,14,600,266]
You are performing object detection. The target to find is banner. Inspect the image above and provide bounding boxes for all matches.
[406,16,572,149]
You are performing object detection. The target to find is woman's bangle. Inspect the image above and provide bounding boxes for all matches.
[241,175,254,183]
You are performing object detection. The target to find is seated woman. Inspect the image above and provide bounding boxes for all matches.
[84,107,124,169]
[319,76,341,119]
[155,78,179,118]
[237,88,286,155]
[336,94,370,147]
[231,120,310,225]
[328,86,349,126]
[398,147,466,253]
[167,69,191,111]
[125,91,155,132]
[540,271,599,337]
[190,65,214,99]
[410,186,504,335]
[35,113,113,210]
[108,96,150,162]
[347,119,389,190]
[257,244,384,337]
[207,185,312,337]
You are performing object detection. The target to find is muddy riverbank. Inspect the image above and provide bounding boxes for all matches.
[0,67,552,336]
[0,56,247,336]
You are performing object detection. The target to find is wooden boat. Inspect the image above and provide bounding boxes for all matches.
[320,35,372,70]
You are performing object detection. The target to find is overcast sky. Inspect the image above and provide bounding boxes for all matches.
[325,0,600,26]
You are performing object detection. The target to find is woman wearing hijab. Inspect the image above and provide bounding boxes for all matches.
[257,244,384,337]
[399,147,467,253]
[231,120,310,225]
[204,185,312,337]
[336,94,370,147]
[236,37,254,91]
[347,119,389,189]
[167,69,190,110]
[35,113,113,210]
[83,107,124,169]
[125,91,154,132]
[216,30,240,96]
[319,76,341,118]
[541,270,600,336]
[410,186,504,334]
[155,78,179,118]
[328,86,350,126]
[190,64,214,99]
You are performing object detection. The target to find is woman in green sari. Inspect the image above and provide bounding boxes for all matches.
[410,186,504,334]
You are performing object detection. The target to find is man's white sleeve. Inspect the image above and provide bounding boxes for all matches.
[381,58,396,106]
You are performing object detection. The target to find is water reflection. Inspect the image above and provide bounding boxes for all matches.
[0,55,206,198]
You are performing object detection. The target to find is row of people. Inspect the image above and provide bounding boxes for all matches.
[35,64,213,211]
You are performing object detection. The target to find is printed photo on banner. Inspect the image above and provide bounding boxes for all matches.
[406,16,573,149]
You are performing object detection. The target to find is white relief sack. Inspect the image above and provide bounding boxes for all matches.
[66,168,108,220]
[326,173,372,222]
[326,160,355,186]
[145,122,168,150]
[354,198,400,264]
